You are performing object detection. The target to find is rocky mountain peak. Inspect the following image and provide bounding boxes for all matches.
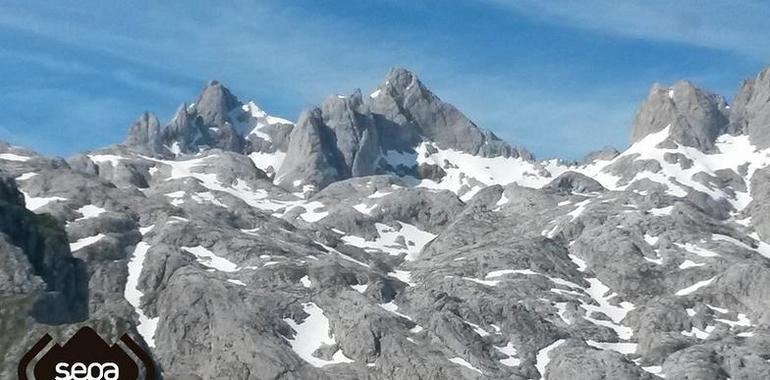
[123,80,295,157]
[274,68,535,192]
[368,68,532,159]
[730,66,770,149]
[7,66,770,380]
[192,80,243,128]
[630,80,730,151]
[124,111,162,151]
[378,67,423,96]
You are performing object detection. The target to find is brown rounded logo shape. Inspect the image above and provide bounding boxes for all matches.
[18,327,156,380]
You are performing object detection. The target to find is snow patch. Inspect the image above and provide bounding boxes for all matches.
[675,277,716,296]
[448,357,482,375]
[75,204,106,220]
[88,154,125,166]
[181,246,239,272]
[495,342,521,367]
[70,234,105,251]
[16,172,37,180]
[679,260,705,269]
[283,302,354,367]
[22,193,66,211]
[124,242,158,347]
[535,339,565,379]
[341,222,436,260]
[0,153,30,161]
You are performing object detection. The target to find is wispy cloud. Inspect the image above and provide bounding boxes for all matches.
[485,0,770,60]
[0,1,764,159]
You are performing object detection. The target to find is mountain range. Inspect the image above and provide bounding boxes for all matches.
[2,66,770,379]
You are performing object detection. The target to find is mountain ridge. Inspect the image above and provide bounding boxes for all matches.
[2,66,770,379]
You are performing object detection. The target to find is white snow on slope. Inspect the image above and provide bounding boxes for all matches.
[381,142,561,200]
[679,260,705,269]
[314,241,371,269]
[69,234,105,251]
[486,269,538,278]
[191,192,228,208]
[495,342,521,367]
[388,269,415,286]
[715,312,752,328]
[649,206,674,216]
[712,233,770,259]
[681,325,715,339]
[88,154,125,166]
[368,190,392,198]
[641,365,665,378]
[581,278,635,339]
[242,101,293,143]
[244,101,294,126]
[16,172,37,181]
[675,277,716,296]
[298,201,329,222]
[464,320,490,337]
[75,204,107,220]
[478,268,636,344]
[644,234,659,246]
[248,151,286,174]
[568,199,592,220]
[535,339,565,380]
[676,242,720,258]
[341,222,436,260]
[352,202,377,215]
[124,242,159,347]
[22,193,67,211]
[142,155,293,211]
[0,153,30,161]
[372,125,770,209]
[283,302,354,367]
[379,301,415,321]
[181,246,239,272]
[571,127,770,207]
[448,357,482,375]
[227,279,247,286]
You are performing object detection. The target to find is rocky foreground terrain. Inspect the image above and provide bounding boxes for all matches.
[3,66,770,379]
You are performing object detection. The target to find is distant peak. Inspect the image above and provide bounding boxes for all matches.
[631,79,729,150]
[381,67,421,92]
[193,80,242,126]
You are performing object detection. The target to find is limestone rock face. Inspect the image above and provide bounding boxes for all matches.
[4,66,770,379]
[0,172,88,325]
[731,67,770,148]
[630,81,730,151]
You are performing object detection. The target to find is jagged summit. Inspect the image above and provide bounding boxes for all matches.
[731,66,770,149]
[123,80,293,159]
[6,66,770,380]
[122,69,534,193]
[630,80,730,152]
[367,67,531,160]
[193,80,241,128]
[118,66,770,198]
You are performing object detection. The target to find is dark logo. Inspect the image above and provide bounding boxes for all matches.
[18,327,156,380]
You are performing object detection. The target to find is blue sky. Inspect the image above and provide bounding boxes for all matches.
[0,1,767,160]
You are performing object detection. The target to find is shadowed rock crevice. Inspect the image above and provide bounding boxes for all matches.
[0,174,88,324]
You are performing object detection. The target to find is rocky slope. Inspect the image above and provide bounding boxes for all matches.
[3,67,770,379]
